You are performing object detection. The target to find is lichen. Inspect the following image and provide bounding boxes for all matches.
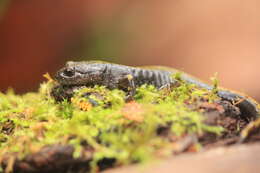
[0,76,223,172]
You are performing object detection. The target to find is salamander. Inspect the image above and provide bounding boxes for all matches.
[53,61,260,120]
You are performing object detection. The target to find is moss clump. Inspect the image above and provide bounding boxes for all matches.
[0,77,223,172]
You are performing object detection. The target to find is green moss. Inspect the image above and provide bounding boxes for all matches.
[209,73,219,101]
[0,78,223,171]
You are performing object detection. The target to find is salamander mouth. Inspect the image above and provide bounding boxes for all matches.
[58,82,95,88]
[59,83,92,87]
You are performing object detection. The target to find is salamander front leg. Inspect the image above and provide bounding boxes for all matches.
[117,74,136,102]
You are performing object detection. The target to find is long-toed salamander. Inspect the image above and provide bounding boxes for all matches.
[53,61,260,120]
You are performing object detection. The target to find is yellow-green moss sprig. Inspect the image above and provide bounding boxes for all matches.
[0,79,223,172]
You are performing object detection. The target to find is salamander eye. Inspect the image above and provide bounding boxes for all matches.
[63,68,75,77]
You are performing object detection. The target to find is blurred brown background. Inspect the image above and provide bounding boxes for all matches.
[0,0,259,100]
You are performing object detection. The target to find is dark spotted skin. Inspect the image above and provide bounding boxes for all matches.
[54,61,260,120]
[55,61,174,89]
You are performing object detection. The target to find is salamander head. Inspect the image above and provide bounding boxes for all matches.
[55,61,107,86]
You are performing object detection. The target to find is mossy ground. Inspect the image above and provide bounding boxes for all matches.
[0,76,225,172]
